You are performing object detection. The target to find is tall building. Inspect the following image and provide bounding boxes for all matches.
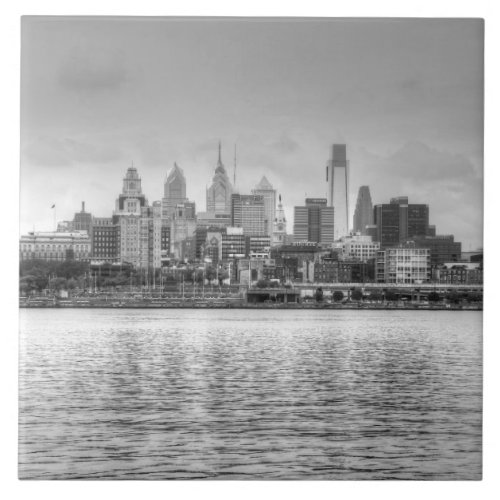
[353,186,373,235]
[206,142,233,215]
[373,196,429,248]
[92,217,119,262]
[231,194,266,236]
[162,163,187,219]
[170,202,197,259]
[252,176,276,237]
[412,235,462,267]
[293,198,334,245]
[272,194,288,247]
[115,165,147,215]
[326,144,349,240]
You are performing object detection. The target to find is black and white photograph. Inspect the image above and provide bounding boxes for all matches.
[17,15,484,482]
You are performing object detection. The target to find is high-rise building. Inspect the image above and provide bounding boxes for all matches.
[272,194,288,247]
[171,201,197,259]
[206,142,233,215]
[115,165,147,215]
[373,196,429,248]
[353,186,373,235]
[326,144,349,240]
[412,235,462,267]
[293,198,334,245]
[252,176,276,237]
[162,163,187,218]
[231,194,266,236]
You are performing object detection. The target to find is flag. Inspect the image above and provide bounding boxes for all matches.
[51,204,55,209]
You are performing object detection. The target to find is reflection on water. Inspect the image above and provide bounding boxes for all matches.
[19,309,482,480]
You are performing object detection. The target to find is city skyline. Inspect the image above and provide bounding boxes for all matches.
[21,17,483,249]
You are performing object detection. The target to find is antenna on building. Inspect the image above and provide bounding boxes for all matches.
[233,143,237,187]
[218,140,222,164]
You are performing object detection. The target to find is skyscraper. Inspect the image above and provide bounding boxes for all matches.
[326,144,349,240]
[252,176,276,237]
[293,198,334,245]
[353,186,373,234]
[206,142,233,215]
[231,194,266,236]
[115,165,147,215]
[162,162,187,218]
[373,196,429,248]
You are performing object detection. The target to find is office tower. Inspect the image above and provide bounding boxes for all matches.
[293,198,334,245]
[206,142,233,215]
[413,235,462,267]
[252,176,276,237]
[326,144,349,240]
[115,165,148,215]
[353,186,373,234]
[162,163,187,218]
[373,196,429,248]
[231,194,266,236]
[272,194,288,247]
[170,201,197,259]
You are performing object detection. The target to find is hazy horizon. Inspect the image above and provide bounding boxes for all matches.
[20,17,484,249]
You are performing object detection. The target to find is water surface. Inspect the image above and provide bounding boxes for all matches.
[19,309,482,480]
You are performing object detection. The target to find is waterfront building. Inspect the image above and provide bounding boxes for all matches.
[20,231,91,262]
[293,198,334,245]
[353,186,373,235]
[432,262,483,285]
[231,194,266,236]
[340,234,380,262]
[92,217,119,263]
[373,196,429,248]
[162,163,187,218]
[412,235,462,267]
[252,176,276,237]
[376,244,431,284]
[326,144,349,240]
[206,142,233,215]
[272,194,288,247]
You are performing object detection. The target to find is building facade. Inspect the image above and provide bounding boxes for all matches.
[326,144,349,240]
[231,194,266,236]
[162,163,187,219]
[341,234,380,262]
[92,217,119,262]
[20,231,91,262]
[373,197,429,248]
[293,198,334,245]
[376,245,431,284]
[252,176,276,237]
[272,194,288,247]
[353,186,373,235]
[206,142,233,215]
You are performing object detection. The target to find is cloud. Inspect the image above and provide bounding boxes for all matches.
[22,136,123,167]
[58,47,128,92]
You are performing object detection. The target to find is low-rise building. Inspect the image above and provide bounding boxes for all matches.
[20,231,91,262]
[376,245,430,284]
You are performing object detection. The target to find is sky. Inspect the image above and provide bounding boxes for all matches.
[20,17,484,249]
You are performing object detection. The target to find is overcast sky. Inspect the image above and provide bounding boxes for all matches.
[20,17,483,249]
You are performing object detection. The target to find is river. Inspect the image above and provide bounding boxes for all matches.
[18,309,482,480]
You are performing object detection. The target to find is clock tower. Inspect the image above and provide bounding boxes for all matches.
[272,194,288,247]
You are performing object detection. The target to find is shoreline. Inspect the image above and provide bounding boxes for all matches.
[19,302,482,311]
